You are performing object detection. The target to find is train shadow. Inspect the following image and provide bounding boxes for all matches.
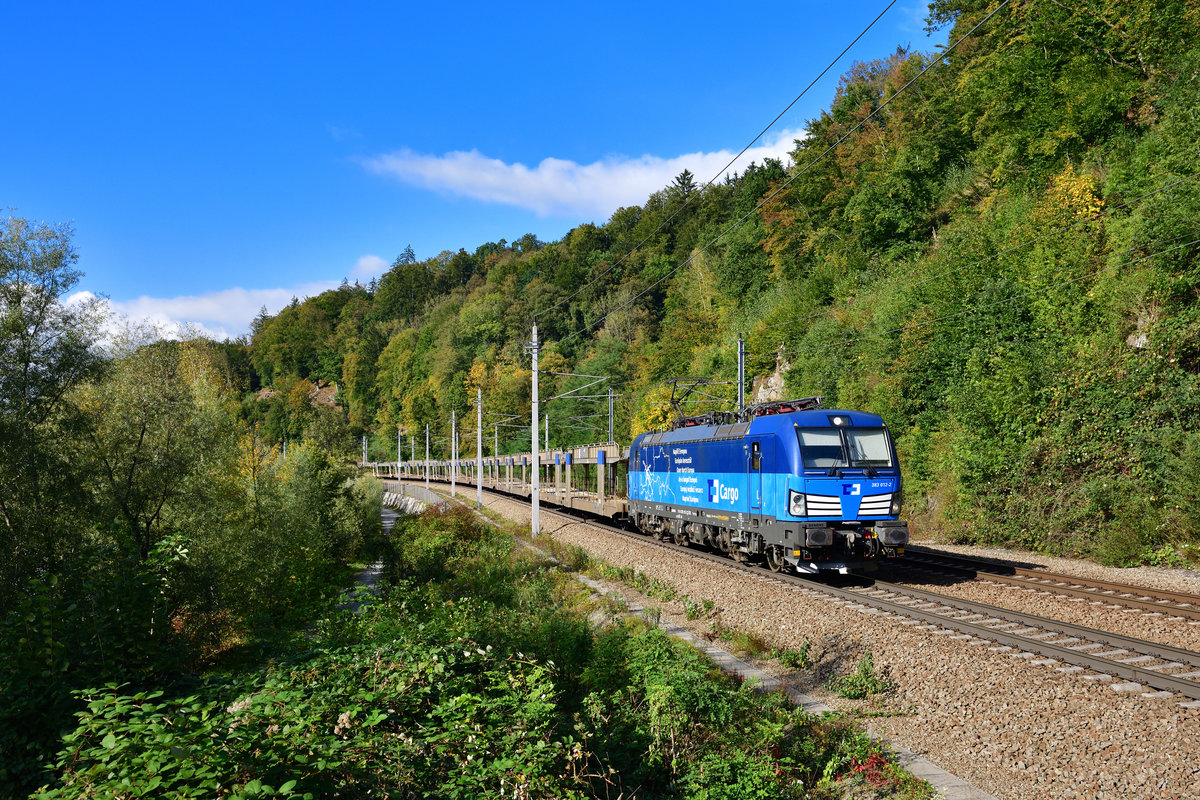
[903,543,1045,571]
[870,552,1040,589]
[822,572,877,589]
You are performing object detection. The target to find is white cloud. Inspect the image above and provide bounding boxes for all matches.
[363,128,805,218]
[328,124,362,142]
[350,253,387,282]
[70,280,339,343]
[66,253,395,343]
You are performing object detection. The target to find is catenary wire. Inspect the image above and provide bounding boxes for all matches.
[554,0,1013,347]
[530,0,901,322]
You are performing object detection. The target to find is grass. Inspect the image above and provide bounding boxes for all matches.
[482,517,929,796]
[771,640,814,670]
[827,652,897,700]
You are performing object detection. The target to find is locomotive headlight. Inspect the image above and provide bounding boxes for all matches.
[788,489,806,517]
[890,490,903,516]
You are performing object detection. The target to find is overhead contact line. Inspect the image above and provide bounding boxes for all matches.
[532,0,903,323]
[556,0,1013,346]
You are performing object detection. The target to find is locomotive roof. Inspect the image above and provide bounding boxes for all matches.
[634,408,886,447]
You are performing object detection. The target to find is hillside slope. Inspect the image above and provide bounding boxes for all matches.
[249,0,1200,564]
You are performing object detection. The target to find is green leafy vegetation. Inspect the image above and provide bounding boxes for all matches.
[773,641,815,671]
[0,217,379,797]
[13,0,1200,794]
[242,1,1200,566]
[682,596,716,621]
[712,624,773,660]
[588,561,816,668]
[827,652,897,701]
[34,506,930,799]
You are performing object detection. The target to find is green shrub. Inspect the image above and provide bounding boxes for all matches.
[547,541,592,571]
[681,595,716,620]
[33,486,931,800]
[772,640,814,670]
[1171,431,1200,538]
[827,652,896,700]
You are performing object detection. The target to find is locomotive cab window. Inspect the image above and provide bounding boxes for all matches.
[846,429,892,467]
[797,427,893,469]
[797,428,844,468]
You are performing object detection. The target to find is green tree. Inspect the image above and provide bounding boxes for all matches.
[0,217,104,611]
[77,341,224,560]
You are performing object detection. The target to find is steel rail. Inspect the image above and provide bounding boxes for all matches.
[850,581,1200,673]
[898,548,1200,616]
[396,477,1200,700]
[532,505,1200,701]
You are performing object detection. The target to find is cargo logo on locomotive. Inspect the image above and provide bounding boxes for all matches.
[707,479,739,504]
[842,483,862,496]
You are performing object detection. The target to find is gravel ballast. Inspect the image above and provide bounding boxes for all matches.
[458,489,1200,800]
[877,563,1200,654]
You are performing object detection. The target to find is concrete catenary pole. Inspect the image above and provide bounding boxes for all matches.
[530,323,540,537]
[476,387,483,509]
[451,409,457,497]
[425,423,430,492]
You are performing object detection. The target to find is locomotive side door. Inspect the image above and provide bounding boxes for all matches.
[749,439,763,513]
[748,436,776,515]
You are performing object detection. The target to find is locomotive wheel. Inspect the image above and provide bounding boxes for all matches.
[766,547,785,573]
[673,528,688,547]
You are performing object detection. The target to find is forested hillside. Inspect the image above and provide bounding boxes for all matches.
[250,0,1200,564]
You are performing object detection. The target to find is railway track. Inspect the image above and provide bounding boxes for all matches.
[530,504,1200,705]
[395,478,1200,705]
[891,547,1200,621]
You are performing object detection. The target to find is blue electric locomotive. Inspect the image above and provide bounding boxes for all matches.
[627,398,908,574]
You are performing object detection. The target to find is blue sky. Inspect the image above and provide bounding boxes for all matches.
[3,1,943,339]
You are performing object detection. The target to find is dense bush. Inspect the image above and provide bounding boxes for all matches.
[35,507,931,799]
[0,326,376,797]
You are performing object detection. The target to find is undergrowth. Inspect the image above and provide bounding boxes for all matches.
[34,506,932,799]
[827,652,897,701]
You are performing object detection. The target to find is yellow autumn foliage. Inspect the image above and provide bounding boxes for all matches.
[1034,163,1104,228]
[629,384,677,436]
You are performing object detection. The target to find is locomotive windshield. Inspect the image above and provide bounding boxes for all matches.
[797,427,893,469]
